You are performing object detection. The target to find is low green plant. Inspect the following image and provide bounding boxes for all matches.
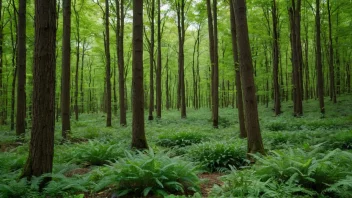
[328,130,352,150]
[210,168,316,198]
[157,131,205,148]
[186,141,247,172]
[252,147,352,193]
[323,176,352,198]
[93,148,201,197]
[58,140,124,166]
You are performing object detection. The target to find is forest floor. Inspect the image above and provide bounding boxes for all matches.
[1,94,352,197]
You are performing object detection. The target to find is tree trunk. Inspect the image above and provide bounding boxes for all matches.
[132,0,148,149]
[10,4,17,131]
[73,2,80,121]
[80,39,86,113]
[176,0,186,118]
[61,0,71,139]
[288,0,303,116]
[316,0,324,115]
[156,0,162,118]
[230,0,246,138]
[0,0,4,125]
[148,0,155,121]
[272,0,281,116]
[16,0,26,135]
[234,0,265,155]
[105,0,112,127]
[116,0,127,126]
[327,0,336,103]
[22,0,57,190]
[206,0,219,128]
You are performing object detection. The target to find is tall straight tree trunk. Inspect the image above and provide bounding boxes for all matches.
[230,0,246,138]
[156,0,162,118]
[105,0,112,127]
[272,0,281,116]
[234,0,265,155]
[132,0,148,149]
[210,0,219,128]
[22,0,57,190]
[73,2,80,121]
[165,49,170,110]
[116,0,126,126]
[16,0,26,136]
[148,0,155,121]
[10,5,17,131]
[176,0,186,118]
[0,0,4,125]
[288,0,303,116]
[80,40,86,113]
[61,0,71,139]
[315,0,324,115]
[327,0,336,103]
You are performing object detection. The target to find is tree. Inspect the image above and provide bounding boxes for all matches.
[315,0,324,115]
[229,0,246,138]
[272,0,281,116]
[206,0,219,128]
[156,0,162,118]
[16,0,26,136]
[147,0,155,121]
[105,0,112,127]
[0,0,4,125]
[61,0,71,139]
[288,0,303,116]
[22,0,57,189]
[327,0,336,103]
[234,0,265,155]
[116,0,127,126]
[175,0,187,119]
[131,0,148,149]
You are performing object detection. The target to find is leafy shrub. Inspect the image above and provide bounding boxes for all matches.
[186,141,247,172]
[58,140,124,166]
[210,168,316,198]
[324,176,352,198]
[211,147,352,197]
[0,153,26,174]
[266,122,289,131]
[328,130,352,150]
[0,172,90,198]
[253,147,352,193]
[93,148,201,197]
[157,132,205,148]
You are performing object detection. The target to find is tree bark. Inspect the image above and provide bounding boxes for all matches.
[61,0,71,139]
[147,0,155,121]
[272,0,281,116]
[132,0,148,149]
[230,0,246,138]
[206,0,219,128]
[16,0,26,136]
[234,0,264,155]
[176,0,187,118]
[327,0,336,103]
[105,0,112,127]
[0,0,4,125]
[22,0,57,190]
[115,0,127,126]
[73,1,80,121]
[156,0,162,118]
[316,0,324,115]
[288,0,303,116]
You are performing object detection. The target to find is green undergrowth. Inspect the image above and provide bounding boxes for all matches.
[0,94,352,197]
[211,146,352,197]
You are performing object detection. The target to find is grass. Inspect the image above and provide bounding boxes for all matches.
[0,94,352,197]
